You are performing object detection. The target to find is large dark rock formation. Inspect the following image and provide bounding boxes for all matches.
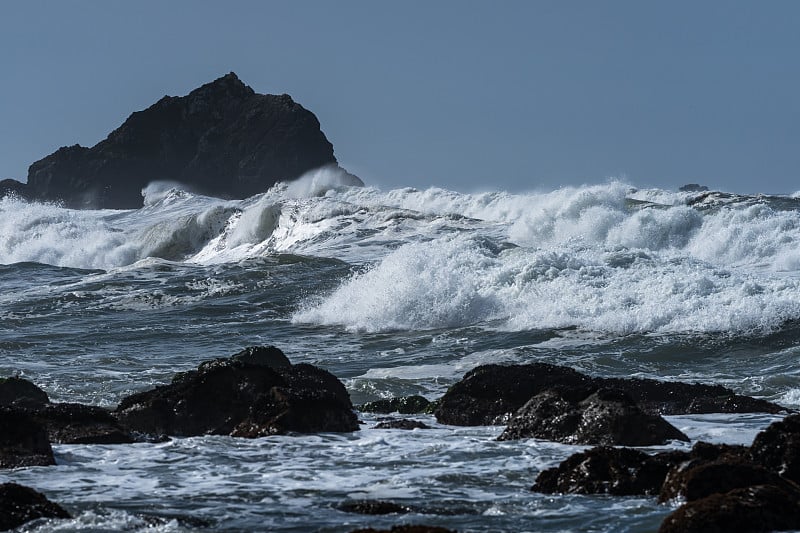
[497,388,689,446]
[116,346,359,437]
[0,483,70,531]
[434,363,784,426]
[750,413,800,484]
[5,72,360,209]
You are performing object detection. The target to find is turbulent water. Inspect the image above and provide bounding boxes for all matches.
[2,167,800,531]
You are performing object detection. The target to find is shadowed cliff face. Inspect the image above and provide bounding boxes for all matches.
[16,72,356,209]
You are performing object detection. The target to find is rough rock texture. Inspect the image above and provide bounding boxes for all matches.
[30,403,134,444]
[0,179,29,200]
[16,72,361,209]
[338,500,411,515]
[358,396,431,415]
[659,460,787,503]
[658,484,800,533]
[497,388,689,445]
[116,346,358,437]
[532,446,688,496]
[0,483,70,531]
[0,377,49,408]
[0,376,133,444]
[372,419,431,430]
[0,409,55,468]
[435,363,783,426]
[750,413,800,484]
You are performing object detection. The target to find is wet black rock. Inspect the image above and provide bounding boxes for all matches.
[0,377,49,408]
[116,346,358,437]
[30,403,134,444]
[358,395,431,415]
[435,363,783,427]
[0,376,133,444]
[0,409,55,468]
[532,446,688,496]
[659,459,787,503]
[338,500,411,515]
[0,483,70,531]
[498,388,689,446]
[750,413,800,484]
[434,363,593,426]
[658,484,800,533]
[372,419,431,430]
[17,72,361,209]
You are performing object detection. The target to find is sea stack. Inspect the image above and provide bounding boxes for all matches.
[4,72,360,209]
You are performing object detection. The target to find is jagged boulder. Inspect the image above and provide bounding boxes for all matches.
[16,72,361,209]
[0,483,70,531]
[116,346,358,437]
[497,388,689,445]
[435,363,783,427]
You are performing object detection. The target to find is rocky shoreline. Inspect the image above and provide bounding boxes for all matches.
[0,346,795,531]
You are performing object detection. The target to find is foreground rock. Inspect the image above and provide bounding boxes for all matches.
[435,363,783,426]
[0,409,55,468]
[657,419,800,532]
[750,413,800,484]
[0,377,133,444]
[7,72,361,209]
[498,388,688,445]
[659,484,800,533]
[116,346,358,437]
[0,483,70,531]
[533,446,689,496]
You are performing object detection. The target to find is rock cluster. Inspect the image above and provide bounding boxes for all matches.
[533,415,800,532]
[2,73,361,209]
[0,483,70,531]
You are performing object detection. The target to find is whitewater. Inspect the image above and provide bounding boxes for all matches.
[2,167,800,531]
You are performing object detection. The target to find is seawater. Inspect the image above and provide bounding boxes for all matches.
[1,168,799,531]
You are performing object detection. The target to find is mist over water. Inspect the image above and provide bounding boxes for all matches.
[3,174,800,531]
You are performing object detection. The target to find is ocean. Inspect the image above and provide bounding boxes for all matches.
[1,168,798,532]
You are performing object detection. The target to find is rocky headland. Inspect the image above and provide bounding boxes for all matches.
[0,73,361,209]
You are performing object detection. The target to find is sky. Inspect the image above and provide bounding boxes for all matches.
[1,1,798,194]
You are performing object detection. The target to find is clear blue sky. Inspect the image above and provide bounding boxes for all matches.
[1,1,798,194]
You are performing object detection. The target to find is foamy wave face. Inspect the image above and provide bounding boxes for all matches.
[293,233,800,335]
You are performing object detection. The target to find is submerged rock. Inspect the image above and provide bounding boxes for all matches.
[0,483,70,531]
[351,527,456,533]
[532,446,688,496]
[358,395,431,415]
[435,363,783,427]
[338,500,411,515]
[372,419,431,430]
[498,388,688,446]
[17,72,361,209]
[116,346,358,437]
[0,408,55,468]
